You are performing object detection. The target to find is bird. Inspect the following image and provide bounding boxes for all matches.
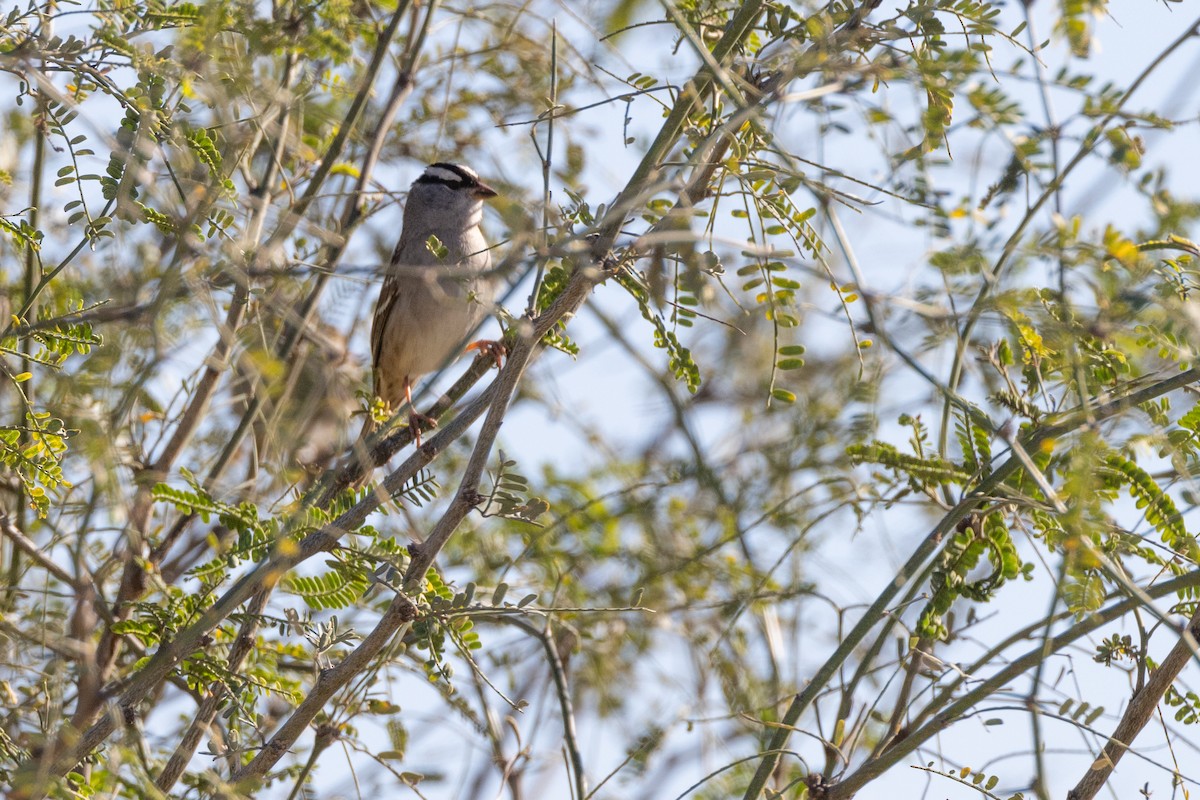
[359,162,503,459]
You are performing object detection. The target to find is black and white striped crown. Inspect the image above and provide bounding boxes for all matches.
[416,162,483,190]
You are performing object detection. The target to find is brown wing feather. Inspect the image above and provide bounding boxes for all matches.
[370,237,408,395]
[370,277,398,391]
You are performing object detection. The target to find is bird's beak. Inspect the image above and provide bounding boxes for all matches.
[472,180,499,199]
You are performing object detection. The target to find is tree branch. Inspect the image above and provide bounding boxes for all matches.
[821,572,1200,799]
[1067,604,1200,800]
[226,257,616,784]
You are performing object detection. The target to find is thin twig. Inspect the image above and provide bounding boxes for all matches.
[0,505,74,586]
[500,617,587,800]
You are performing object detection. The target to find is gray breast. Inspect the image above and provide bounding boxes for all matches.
[372,225,494,408]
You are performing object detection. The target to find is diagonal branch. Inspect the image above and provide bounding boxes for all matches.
[740,364,1200,800]
[1067,604,1200,800]
[37,1,768,786]
[228,254,616,784]
[822,573,1200,799]
[220,1,775,781]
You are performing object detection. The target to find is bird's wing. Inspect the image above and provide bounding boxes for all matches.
[370,235,414,386]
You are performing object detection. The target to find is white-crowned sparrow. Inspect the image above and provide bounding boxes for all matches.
[364,162,501,447]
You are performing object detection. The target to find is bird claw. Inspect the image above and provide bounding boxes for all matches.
[467,339,506,368]
[408,411,438,447]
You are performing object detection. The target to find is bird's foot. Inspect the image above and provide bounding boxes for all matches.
[408,411,438,447]
[467,339,506,369]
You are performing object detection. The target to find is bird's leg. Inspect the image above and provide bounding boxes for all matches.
[404,377,438,447]
[466,339,506,368]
